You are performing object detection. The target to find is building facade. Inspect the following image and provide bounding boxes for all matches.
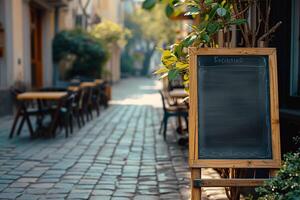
[0,0,125,117]
[270,0,300,153]
[0,0,71,116]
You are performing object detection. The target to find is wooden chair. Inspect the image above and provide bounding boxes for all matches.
[9,87,45,138]
[84,87,94,121]
[9,87,40,138]
[77,87,93,122]
[159,90,188,141]
[59,94,75,138]
[91,86,100,116]
[72,89,84,128]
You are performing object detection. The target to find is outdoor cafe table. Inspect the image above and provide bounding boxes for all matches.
[94,79,104,85]
[169,88,188,99]
[80,82,97,88]
[10,92,68,138]
[68,86,80,92]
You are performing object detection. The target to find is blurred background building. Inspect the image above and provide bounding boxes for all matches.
[0,0,125,116]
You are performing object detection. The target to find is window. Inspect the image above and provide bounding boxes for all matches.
[75,14,83,27]
[290,0,300,96]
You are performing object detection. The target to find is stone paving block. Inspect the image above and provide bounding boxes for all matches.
[29,183,54,189]
[67,189,91,199]
[78,179,98,185]
[113,190,135,198]
[40,195,67,200]
[92,189,113,196]
[0,192,21,199]
[52,160,76,170]
[138,189,159,196]
[90,196,111,200]
[37,178,60,183]
[17,178,37,183]
[2,187,24,193]
[54,183,74,189]
[0,175,20,181]
[74,184,94,190]
[25,188,49,195]
[0,184,8,192]
[0,179,14,184]
[15,161,39,171]
[117,184,136,190]
[47,188,71,194]
[111,197,130,200]
[133,195,160,200]
[95,184,115,190]
[17,194,41,200]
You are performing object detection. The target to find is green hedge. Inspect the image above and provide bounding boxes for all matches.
[53,29,109,80]
[256,149,300,200]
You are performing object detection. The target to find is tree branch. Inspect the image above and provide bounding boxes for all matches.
[257,21,282,44]
[233,1,251,47]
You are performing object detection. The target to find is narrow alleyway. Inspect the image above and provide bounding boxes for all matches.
[0,78,227,200]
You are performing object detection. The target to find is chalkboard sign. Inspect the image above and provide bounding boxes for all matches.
[189,48,281,168]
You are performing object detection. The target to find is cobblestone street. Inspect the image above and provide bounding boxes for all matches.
[0,78,227,200]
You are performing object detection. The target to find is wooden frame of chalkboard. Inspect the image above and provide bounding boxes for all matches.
[189,48,281,169]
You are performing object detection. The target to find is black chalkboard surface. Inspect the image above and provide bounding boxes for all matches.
[197,56,272,159]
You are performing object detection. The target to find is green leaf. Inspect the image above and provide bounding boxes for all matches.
[201,32,210,43]
[182,34,197,47]
[207,22,219,34]
[229,19,247,25]
[170,0,179,6]
[168,69,179,80]
[208,4,218,19]
[216,7,227,17]
[174,43,183,58]
[165,4,174,17]
[199,21,208,31]
[187,35,197,46]
[142,0,157,10]
[184,6,200,16]
[204,0,213,6]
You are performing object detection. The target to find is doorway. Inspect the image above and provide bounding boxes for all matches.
[30,4,43,88]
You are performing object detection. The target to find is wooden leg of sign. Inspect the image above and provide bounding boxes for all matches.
[191,168,201,200]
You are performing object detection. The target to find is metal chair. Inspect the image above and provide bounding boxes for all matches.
[159,90,188,141]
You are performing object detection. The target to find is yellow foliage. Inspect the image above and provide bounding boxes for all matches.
[176,62,189,70]
[91,20,132,47]
[221,0,226,6]
[204,14,209,21]
[155,49,189,75]
[154,67,169,75]
[161,50,177,67]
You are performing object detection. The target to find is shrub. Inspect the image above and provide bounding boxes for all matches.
[90,20,131,47]
[256,149,300,200]
[53,29,109,80]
